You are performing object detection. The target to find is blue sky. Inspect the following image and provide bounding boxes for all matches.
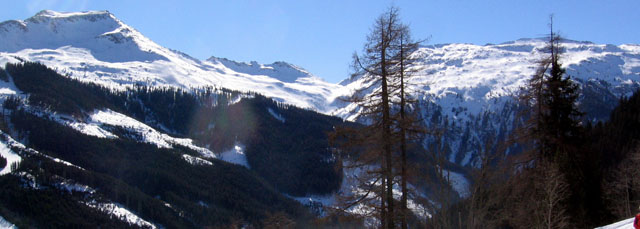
[1,0,639,83]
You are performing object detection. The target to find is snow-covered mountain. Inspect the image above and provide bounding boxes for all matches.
[334,39,640,167]
[0,10,341,112]
[1,10,639,168]
[335,39,640,120]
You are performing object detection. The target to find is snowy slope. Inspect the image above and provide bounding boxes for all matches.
[0,10,341,112]
[444,170,470,198]
[596,217,634,229]
[0,215,16,229]
[0,141,21,176]
[85,201,157,229]
[334,39,640,121]
[208,57,319,83]
[219,143,249,168]
[334,39,640,170]
[50,108,217,164]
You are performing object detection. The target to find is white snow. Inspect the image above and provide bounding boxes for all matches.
[596,217,634,229]
[332,39,640,168]
[1,130,83,170]
[208,57,317,83]
[333,39,640,121]
[1,12,638,172]
[67,121,118,139]
[297,161,431,225]
[182,154,213,166]
[267,107,285,123]
[0,10,342,113]
[219,143,249,168]
[86,109,215,158]
[0,75,20,97]
[0,11,638,123]
[54,179,96,194]
[16,171,38,189]
[460,151,473,167]
[227,93,254,106]
[0,69,27,110]
[92,109,171,147]
[0,140,21,175]
[197,201,209,208]
[0,215,16,229]
[291,194,335,209]
[85,201,156,229]
[443,170,470,198]
[13,163,151,229]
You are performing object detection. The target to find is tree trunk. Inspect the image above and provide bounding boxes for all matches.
[381,53,395,229]
[399,35,408,229]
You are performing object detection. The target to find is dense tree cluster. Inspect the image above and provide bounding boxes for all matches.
[4,61,345,197]
[3,109,311,227]
[0,155,6,170]
[0,61,352,227]
[426,19,640,228]
[589,90,640,222]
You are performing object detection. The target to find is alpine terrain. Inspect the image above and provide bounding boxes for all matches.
[0,10,639,228]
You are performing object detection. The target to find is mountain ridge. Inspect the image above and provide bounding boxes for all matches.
[207,56,321,83]
[0,10,342,113]
[1,10,639,168]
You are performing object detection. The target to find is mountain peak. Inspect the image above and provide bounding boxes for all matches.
[0,9,168,63]
[26,10,115,24]
[33,10,111,18]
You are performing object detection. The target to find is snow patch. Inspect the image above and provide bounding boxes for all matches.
[208,57,316,83]
[219,143,249,168]
[89,109,215,158]
[330,162,432,224]
[16,171,38,189]
[460,151,473,167]
[0,215,17,229]
[85,201,156,229]
[267,107,285,123]
[291,195,335,208]
[67,121,118,139]
[1,129,81,170]
[54,179,96,194]
[197,201,209,208]
[596,217,634,229]
[0,140,21,176]
[444,170,470,198]
[182,154,213,166]
[227,93,254,105]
